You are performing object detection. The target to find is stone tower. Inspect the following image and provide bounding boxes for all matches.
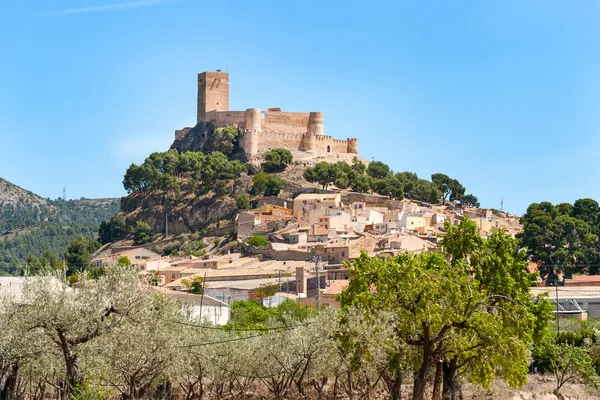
[197,71,229,123]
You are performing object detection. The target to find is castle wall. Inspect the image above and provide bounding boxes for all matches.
[205,111,246,128]
[262,112,310,134]
[257,131,305,151]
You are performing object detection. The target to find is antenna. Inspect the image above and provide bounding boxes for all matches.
[500,197,504,212]
[63,187,66,200]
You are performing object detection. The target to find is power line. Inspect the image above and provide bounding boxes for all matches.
[175,333,264,348]
[159,317,312,332]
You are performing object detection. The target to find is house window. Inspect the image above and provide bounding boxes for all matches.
[171,274,176,279]
[342,252,345,257]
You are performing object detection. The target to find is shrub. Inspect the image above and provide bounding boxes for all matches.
[132,221,152,245]
[262,148,293,172]
[247,234,269,248]
[235,194,251,210]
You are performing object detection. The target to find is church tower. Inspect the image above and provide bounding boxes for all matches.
[197,71,229,123]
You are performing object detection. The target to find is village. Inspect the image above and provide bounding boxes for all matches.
[88,190,524,325]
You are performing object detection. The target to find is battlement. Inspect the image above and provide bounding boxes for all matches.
[196,71,358,159]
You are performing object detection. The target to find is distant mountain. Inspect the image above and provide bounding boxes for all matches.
[0,178,120,275]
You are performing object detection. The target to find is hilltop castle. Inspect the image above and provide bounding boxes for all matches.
[180,71,358,159]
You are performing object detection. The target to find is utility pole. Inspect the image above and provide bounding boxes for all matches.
[278,270,282,292]
[63,187,66,200]
[308,256,322,310]
[165,212,169,239]
[555,284,560,335]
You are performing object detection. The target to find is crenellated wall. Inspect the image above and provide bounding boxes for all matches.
[239,129,358,159]
[196,71,358,160]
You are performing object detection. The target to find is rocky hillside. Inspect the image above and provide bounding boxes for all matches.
[0,177,120,274]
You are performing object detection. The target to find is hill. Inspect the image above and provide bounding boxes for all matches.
[0,178,119,275]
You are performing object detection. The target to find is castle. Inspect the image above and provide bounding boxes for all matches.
[192,71,358,159]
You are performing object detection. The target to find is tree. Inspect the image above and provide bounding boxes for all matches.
[518,201,600,277]
[251,172,270,195]
[65,236,99,276]
[252,173,285,196]
[116,256,131,267]
[366,161,391,180]
[14,265,151,395]
[461,194,480,208]
[98,215,127,244]
[235,194,251,210]
[211,126,239,156]
[181,276,204,294]
[412,179,442,204]
[132,221,153,245]
[264,175,285,197]
[543,342,599,397]
[351,156,366,174]
[572,198,600,226]
[340,220,548,400]
[303,162,337,190]
[431,173,466,203]
[256,283,279,306]
[214,181,228,197]
[262,148,293,172]
[247,234,269,248]
[349,173,371,193]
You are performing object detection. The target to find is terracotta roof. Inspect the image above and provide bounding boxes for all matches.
[322,280,349,296]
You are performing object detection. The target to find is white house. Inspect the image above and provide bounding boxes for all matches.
[152,288,230,325]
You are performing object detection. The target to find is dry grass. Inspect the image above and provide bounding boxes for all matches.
[462,375,599,399]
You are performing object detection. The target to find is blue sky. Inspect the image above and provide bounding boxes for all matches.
[2,1,600,215]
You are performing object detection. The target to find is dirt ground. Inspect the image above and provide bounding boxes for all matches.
[461,375,599,399]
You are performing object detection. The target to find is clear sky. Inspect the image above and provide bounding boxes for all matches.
[2,0,600,215]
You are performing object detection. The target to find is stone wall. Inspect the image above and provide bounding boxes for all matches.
[205,110,246,128]
[262,112,310,134]
[238,130,358,158]
[197,72,229,123]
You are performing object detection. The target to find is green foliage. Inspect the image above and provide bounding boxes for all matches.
[65,236,100,276]
[518,200,600,277]
[366,161,391,180]
[181,276,204,294]
[69,379,110,400]
[235,194,251,210]
[431,173,466,203]
[98,214,127,244]
[25,250,62,275]
[214,181,228,197]
[132,221,152,245]
[247,234,269,248]
[542,342,599,395]
[256,283,279,302]
[229,299,312,329]
[116,256,131,267]
[339,219,548,399]
[210,126,239,156]
[461,193,480,208]
[262,148,293,172]
[0,198,119,275]
[301,160,465,205]
[251,173,284,196]
[123,149,246,195]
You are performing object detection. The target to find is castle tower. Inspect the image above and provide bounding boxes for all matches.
[242,108,261,159]
[197,71,229,123]
[347,138,359,154]
[308,112,324,135]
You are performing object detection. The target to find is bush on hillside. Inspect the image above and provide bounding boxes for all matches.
[132,221,152,245]
[262,148,293,172]
[247,234,269,248]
